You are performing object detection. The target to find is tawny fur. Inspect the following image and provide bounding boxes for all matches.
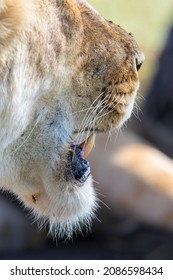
[0,0,35,43]
[0,0,144,237]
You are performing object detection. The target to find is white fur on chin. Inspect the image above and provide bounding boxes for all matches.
[23,176,98,239]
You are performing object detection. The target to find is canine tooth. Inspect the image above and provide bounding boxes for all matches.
[79,133,96,159]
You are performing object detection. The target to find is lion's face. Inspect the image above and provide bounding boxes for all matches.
[0,0,144,237]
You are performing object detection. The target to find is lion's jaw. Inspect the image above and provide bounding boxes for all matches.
[0,0,144,237]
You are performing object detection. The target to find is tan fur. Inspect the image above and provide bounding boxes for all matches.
[0,0,144,237]
[0,0,35,43]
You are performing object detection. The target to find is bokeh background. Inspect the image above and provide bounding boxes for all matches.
[1,0,173,260]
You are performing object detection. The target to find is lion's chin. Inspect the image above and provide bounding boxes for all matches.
[21,175,97,239]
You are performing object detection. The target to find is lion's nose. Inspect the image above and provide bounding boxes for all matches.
[136,52,145,71]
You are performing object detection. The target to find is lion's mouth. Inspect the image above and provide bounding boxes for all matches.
[68,133,96,183]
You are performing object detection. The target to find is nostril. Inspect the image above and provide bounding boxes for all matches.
[136,58,143,71]
[136,53,145,71]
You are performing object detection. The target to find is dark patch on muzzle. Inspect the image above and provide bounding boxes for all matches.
[67,145,91,183]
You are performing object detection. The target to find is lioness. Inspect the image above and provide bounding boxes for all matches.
[0,0,144,237]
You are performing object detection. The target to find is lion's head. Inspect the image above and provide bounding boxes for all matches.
[0,0,144,237]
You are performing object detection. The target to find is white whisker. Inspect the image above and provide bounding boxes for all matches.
[76,90,105,136]
[76,93,110,145]
[11,117,40,156]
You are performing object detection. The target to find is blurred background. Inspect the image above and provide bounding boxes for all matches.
[1,0,173,260]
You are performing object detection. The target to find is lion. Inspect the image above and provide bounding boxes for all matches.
[0,0,144,237]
